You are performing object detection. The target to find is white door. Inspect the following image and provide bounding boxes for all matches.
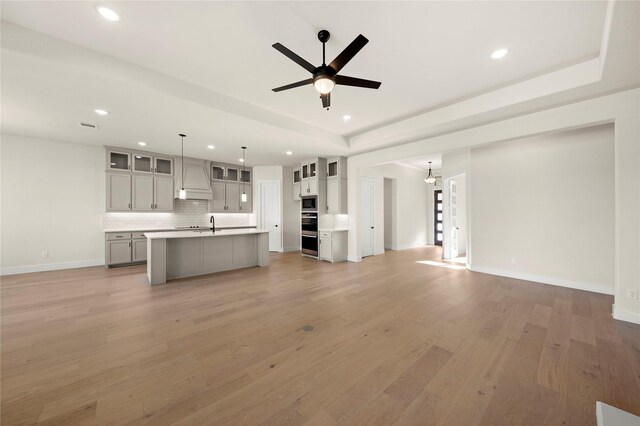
[449,179,459,258]
[261,181,282,252]
[360,178,375,257]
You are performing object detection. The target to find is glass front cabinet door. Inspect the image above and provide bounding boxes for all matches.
[154,157,173,175]
[133,154,153,173]
[108,151,131,171]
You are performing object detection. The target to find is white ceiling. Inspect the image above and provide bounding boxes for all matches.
[1,1,632,166]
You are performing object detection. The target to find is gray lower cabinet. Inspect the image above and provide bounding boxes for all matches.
[106,240,132,265]
[106,173,131,211]
[105,232,147,266]
[132,239,147,262]
[318,230,348,263]
[132,175,154,211]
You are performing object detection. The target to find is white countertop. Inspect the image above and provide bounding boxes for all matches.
[318,228,349,232]
[105,226,256,233]
[145,229,269,239]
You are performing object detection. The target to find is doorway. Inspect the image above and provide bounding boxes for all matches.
[260,180,282,252]
[443,174,467,261]
[360,177,375,257]
[434,189,443,246]
[384,178,396,250]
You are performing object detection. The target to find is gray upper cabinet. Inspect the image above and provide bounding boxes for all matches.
[210,162,253,213]
[107,173,131,211]
[226,167,239,182]
[293,167,302,201]
[154,177,174,211]
[326,156,348,214]
[300,158,326,197]
[225,182,241,212]
[105,147,176,212]
[107,150,131,171]
[133,154,153,174]
[132,175,154,211]
[211,181,226,212]
[211,164,225,181]
[154,157,173,175]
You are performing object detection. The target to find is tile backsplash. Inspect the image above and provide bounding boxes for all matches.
[104,200,255,230]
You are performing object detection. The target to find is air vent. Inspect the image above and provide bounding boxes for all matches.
[80,122,98,129]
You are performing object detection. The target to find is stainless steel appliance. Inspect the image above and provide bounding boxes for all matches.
[301,212,318,256]
[301,231,318,256]
[301,196,317,212]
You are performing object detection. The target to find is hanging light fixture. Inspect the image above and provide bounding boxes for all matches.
[424,161,436,184]
[241,147,248,203]
[178,134,187,199]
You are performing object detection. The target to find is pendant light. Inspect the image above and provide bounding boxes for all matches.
[241,147,247,203]
[424,161,436,184]
[178,134,187,199]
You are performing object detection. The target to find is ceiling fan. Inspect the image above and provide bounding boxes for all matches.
[272,30,381,109]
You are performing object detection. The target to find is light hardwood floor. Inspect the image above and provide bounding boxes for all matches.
[2,247,639,425]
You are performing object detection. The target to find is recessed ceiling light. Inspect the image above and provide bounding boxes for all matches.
[490,48,509,60]
[97,6,120,22]
[94,109,109,115]
[343,115,351,122]
[138,141,146,146]
[207,145,215,150]
[135,155,142,159]
[239,158,245,162]
[286,151,293,155]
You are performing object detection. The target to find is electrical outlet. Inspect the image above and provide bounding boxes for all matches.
[41,251,48,258]
[627,289,638,300]
[511,257,517,265]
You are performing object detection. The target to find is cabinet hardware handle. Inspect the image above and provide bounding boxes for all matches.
[128,203,131,209]
[151,203,153,209]
[129,242,131,247]
[128,165,131,170]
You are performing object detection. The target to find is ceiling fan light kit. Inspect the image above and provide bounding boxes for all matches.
[272,30,381,109]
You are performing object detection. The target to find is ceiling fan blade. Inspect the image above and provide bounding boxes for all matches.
[328,34,369,73]
[272,79,313,92]
[272,43,316,73]
[321,93,331,109]
[335,75,381,89]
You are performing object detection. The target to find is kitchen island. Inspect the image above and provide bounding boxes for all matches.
[145,229,269,285]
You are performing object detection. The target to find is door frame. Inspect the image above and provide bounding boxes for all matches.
[442,173,468,262]
[259,180,282,252]
[359,177,375,258]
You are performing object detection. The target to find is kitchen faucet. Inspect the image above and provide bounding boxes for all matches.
[210,215,215,233]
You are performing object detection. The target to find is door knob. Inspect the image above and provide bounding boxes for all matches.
[371,226,374,229]
[275,224,278,227]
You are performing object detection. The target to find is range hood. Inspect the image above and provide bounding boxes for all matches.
[174,157,212,200]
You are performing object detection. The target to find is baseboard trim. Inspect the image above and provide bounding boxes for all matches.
[468,265,614,296]
[387,242,427,251]
[347,255,360,263]
[612,305,640,325]
[0,259,104,276]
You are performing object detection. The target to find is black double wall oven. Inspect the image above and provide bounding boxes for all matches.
[301,209,318,257]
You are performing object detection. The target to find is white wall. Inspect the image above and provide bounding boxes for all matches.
[470,124,615,293]
[359,163,428,254]
[0,134,105,273]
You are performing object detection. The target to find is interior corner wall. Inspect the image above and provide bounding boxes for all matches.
[282,167,300,252]
[470,124,615,294]
[360,163,428,254]
[0,134,105,273]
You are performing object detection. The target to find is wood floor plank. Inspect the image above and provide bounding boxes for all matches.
[1,247,639,425]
